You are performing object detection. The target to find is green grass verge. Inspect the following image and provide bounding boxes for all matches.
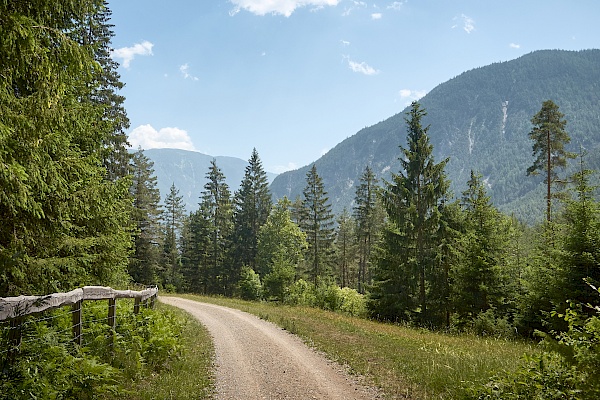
[124,302,215,400]
[178,294,536,399]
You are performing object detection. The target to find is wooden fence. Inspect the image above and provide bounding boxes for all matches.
[0,286,158,357]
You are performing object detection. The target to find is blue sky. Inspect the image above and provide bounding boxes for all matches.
[108,0,600,174]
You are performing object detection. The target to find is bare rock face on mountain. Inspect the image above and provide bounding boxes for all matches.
[270,50,600,223]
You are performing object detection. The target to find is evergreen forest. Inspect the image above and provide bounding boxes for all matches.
[2,1,600,398]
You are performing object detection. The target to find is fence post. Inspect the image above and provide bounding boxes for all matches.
[108,298,116,329]
[72,300,82,345]
[133,297,141,314]
[7,317,23,364]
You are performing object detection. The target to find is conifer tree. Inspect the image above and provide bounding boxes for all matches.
[77,1,131,180]
[370,101,450,325]
[298,165,335,285]
[0,1,132,295]
[232,149,272,270]
[558,153,600,317]
[129,149,162,285]
[162,183,185,290]
[200,159,234,294]
[353,166,383,293]
[334,209,357,288]
[527,100,575,222]
[453,171,508,324]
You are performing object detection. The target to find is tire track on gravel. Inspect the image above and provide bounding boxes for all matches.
[160,297,381,400]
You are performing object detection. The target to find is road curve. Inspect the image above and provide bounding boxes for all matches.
[160,297,380,400]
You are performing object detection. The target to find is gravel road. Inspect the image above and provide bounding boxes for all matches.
[160,297,381,400]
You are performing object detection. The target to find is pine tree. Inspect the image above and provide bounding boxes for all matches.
[299,165,335,285]
[353,166,383,293]
[370,101,450,325]
[180,209,212,293]
[129,149,163,285]
[527,100,575,222]
[162,183,185,290]
[232,149,272,271]
[200,159,234,294]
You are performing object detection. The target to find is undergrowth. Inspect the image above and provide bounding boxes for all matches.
[0,301,186,399]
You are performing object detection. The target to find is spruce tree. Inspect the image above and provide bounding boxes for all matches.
[527,100,575,222]
[78,1,131,181]
[370,101,450,325]
[334,209,357,288]
[232,148,272,270]
[558,153,600,317]
[162,183,186,290]
[353,166,382,293]
[200,159,234,294]
[129,149,163,285]
[0,1,132,295]
[453,171,508,324]
[299,164,335,285]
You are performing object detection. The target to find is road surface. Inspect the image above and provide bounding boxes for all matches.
[160,297,381,400]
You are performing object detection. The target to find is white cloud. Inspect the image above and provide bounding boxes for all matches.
[342,0,366,16]
[179,63,199,81]
[387,1,405,10]
[111,41,154,68]
[229,0,339,17]
[452,14,475,34]
[509,43,521,49]
[129,124,196,151]
[399,89,427,101]
[371,13,382,20]
[346,57,379,75]
[272,162,298,174]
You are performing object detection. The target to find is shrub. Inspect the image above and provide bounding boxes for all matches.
[338,287,367,317]
[237,266,262,301]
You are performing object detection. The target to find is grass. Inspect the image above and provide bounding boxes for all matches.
[176,294,537,399]
[124,302,215,400]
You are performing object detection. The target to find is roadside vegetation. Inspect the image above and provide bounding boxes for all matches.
[177,294,536,399]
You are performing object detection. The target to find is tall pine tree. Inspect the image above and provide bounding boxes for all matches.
[527,100,575,222]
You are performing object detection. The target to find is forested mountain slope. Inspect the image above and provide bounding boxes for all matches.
[144,148,277,211]
[270,49,600,223]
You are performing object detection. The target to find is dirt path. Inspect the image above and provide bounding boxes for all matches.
[160,297,381,400]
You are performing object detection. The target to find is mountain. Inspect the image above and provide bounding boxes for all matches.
[143,148,277,212]
[270,49,600,223]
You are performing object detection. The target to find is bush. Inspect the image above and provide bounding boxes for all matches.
[286,279,316,306]
[338,287,367,317]
[237,266,262,300]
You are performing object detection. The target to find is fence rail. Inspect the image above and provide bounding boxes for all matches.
[0,286,158,321]
[0,286,158,357]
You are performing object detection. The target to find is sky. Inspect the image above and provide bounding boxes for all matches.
[107,0,600,174]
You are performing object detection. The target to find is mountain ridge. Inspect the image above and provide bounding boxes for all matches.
[142,148,277,212]
[270,49,600,223]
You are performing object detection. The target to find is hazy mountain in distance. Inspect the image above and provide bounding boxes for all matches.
[270,49,600,224]
[143,148,277,212]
